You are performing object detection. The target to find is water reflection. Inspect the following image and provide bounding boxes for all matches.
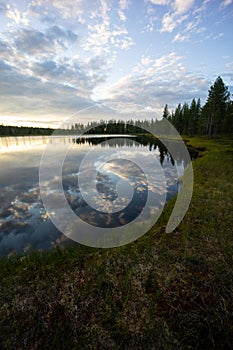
[0,135,198,257]
[73,136,198,167]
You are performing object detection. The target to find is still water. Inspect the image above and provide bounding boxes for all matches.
[0,135,195,256]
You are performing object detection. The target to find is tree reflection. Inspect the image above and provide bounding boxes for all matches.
[73,135,198,166]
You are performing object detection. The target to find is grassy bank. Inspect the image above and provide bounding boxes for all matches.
[0,136,233,349]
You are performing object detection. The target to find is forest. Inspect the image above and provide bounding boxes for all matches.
[0,124,53,137]
[165,76,233,137]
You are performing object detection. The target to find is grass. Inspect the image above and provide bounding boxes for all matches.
[0,136,233,349]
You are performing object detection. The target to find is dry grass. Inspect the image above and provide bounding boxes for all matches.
[0,136,233,349]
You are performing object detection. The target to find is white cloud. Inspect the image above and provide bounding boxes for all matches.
[160,13,176,32]
[158,0,195,32]
[118,0,131,21]
[141,56,153,65]
[173,0,195,14]
[225,61,233,70]
[172,32,189,42]
[99,0,110,26]
[73,0,134,55]
[83,23,134,54]
[6,4,30,26]
[213,32,224,39]
[93,52,208,116]
[147,0,170,5]
[193,0,210,14]
[119,0,131,10]
[195,27,207,34]
[221,0,233,8]
[160,12,187,32]
[142,6,159,33]
[34,0,84,20]
[118,10,126,21]
[185,21,197,31]
[153,52,183,69]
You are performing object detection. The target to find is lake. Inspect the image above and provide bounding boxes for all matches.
[0,135,196,256]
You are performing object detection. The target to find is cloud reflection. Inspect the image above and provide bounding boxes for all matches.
[0,135,190,256]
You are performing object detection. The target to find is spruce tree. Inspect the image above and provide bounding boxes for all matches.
[200,76,230,136]
[162,104,170,119]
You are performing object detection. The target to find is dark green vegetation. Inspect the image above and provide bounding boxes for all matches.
[166,76,233,137]
[71,118,168,135]
[0,124,53,136]
[0,136,233,349]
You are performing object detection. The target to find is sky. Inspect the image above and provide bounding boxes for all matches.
[0,0,232,127]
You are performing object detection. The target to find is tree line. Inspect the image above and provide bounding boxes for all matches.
[71,76,232,137]
[163,76,233,137]
[1,76,232,138]
[0,125,53,136]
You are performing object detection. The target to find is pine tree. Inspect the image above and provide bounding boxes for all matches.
[189,98,201,135]
[174,103,183,133]
[162,104,170,119]
[200,76,230,136]
[182,102,190,135]
[225,100,233,134]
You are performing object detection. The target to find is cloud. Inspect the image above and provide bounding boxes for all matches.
[141,6,159,33]
[0,59,13,72]
[93,52,209,116]
[185,21,197,31]
[176,2,211,40]
[141,56,153,65]
[83,22,134,54]
[47,25,78,43]
[0,0,134,125]
[225,61,233,71]
[118,0,131,21]
[221,0,233,8]
[0,0,230,128]
[147,0,170,5]
[158,0,195,33]
[13,26,78,56]
[31,56,107,90]
[193,0,211,14]
[6,4,29,26]
[213,32,224,40]
[14,29,60,56]
[173,0,195,14]
[172,32,189,42]
[160,12,187,32]
[160,13,176,32]
[0,38,12,60]
[30,0,84,20]
[195,26,207,34]
[0,54,105,124]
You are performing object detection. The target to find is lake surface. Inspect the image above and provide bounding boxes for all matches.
[0,135,196,256]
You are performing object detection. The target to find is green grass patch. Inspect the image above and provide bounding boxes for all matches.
[0,136,233,349]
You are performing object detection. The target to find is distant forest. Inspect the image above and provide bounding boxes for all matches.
[1,76,232,137]
[0,125,53,137]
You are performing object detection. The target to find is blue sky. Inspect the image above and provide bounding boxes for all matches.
[0,0,232,127]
